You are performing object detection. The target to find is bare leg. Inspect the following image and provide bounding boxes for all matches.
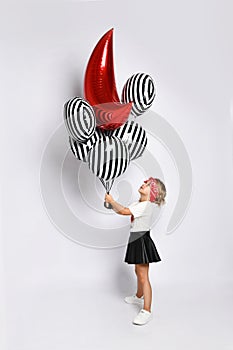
[135,264,143,298]
[136,263,152,312]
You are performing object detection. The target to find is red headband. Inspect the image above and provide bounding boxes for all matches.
[144,177,159,202]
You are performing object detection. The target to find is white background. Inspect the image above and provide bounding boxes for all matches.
[1,1,233,349]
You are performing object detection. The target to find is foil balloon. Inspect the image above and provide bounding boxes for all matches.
[87,135,130,181]
[94,102,132,131]
[121,73,156,117]
[108,120,148,161]
[84,28,119,104]
[87,135,130,208]
[63,97,96,142]
[84,28,132,130]
[68,127,105,162]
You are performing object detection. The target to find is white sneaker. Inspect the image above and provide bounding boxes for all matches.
[124,294,144,305]
[132,309,153,325]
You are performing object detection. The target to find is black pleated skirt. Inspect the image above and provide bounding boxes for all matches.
[124,230,161,264]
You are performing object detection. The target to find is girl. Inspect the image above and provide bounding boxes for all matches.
[105,177,166,325]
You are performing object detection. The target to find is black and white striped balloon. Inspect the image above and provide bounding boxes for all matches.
[87,136,130,181]
[69,128,105,162]
[108,120,147,161]
[64,97,96,142]
[121,73,156,117]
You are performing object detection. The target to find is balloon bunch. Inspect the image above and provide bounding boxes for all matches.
[63,29,156,209]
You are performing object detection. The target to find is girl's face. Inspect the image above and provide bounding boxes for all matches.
[138,180,151,198]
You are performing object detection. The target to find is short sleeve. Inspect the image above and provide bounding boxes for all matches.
[128,201,149,218]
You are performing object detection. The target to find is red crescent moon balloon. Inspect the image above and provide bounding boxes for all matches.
[84,28,132,130]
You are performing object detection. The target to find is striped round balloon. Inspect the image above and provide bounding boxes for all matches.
[87,136,130,181]
[69,128,105,162]
[121,73,156,117]
[108,120,147,161]
[63,97,96,142]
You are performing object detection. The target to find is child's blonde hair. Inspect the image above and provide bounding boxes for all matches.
[154,179,166,207]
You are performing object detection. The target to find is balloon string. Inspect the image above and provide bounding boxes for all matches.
[108,180,114,192]
[99,178,109,193]
[99,178,114,193]
[100,178,105,190]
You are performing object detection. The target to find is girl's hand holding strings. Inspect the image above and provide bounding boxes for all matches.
[105,193,114,204]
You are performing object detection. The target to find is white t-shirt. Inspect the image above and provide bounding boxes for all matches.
[128,200,154,232]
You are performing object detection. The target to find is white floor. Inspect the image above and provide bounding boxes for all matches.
[4,279,233,350]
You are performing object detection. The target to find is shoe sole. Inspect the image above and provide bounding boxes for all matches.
[132,316,153,325]
[124,299,144,305]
